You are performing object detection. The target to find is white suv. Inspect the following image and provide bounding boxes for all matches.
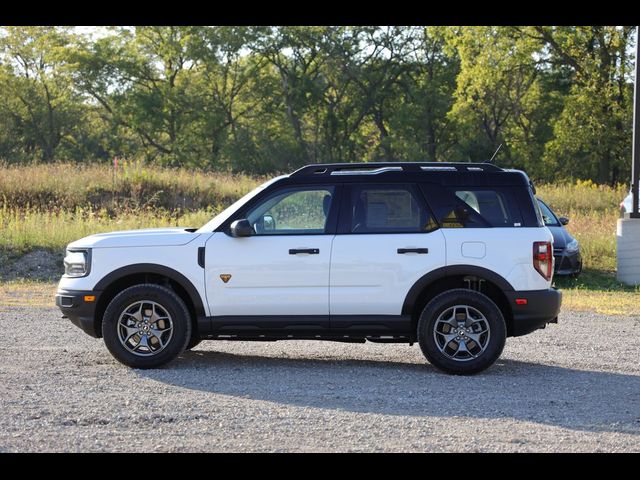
[56,162,561,374]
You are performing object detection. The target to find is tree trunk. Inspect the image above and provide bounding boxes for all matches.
[425,116,436,162]
[373,108,392,160]
[598,152,611,185]
[280,73,310,163]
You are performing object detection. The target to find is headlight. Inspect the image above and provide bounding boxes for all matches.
[565,239,579,254]
[64,249,91,277]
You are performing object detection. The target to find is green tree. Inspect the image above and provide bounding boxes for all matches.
[0,26,86,162]
[0,25,634,184]
[186,26,266,169]
[68,26,202,165]
[518,26,635,184]
[254,26,335,165]
[444,26,552,171]
[389,26,459,162]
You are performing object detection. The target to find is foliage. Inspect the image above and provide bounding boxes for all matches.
[0,26,637,184]
[523,26,636,184]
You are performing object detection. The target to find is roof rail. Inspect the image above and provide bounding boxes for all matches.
[290,162,503,177]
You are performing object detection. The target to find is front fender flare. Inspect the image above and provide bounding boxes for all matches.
[94,263,206,317]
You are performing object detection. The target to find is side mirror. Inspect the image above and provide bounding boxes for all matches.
[559,217,569,226]
[229,219,254,237]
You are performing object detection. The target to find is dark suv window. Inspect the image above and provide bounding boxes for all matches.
[346,184,437,233]
[421,184,522,228]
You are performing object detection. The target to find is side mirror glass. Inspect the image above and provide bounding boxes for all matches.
[229,219,254,237]
[559,217,569,226]
[262,214,275,232]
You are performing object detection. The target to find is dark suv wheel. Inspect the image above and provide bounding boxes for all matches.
[417,289,506,375]
[102,284,192,368]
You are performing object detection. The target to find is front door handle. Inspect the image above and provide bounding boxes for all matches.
[289,248,320,255]
[397,248,429,254]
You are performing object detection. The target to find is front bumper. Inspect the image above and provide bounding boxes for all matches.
[554,249,582,276]
[504,288,562,337]
[55,289,101,338]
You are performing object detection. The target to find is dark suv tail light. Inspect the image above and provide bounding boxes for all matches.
[533,241,553,281]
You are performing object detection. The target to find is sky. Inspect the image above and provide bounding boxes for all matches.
[73,26,116,39]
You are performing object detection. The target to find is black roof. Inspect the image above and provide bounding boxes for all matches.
[284,162,531,187]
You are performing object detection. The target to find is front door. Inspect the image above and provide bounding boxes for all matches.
[205,185,338,330]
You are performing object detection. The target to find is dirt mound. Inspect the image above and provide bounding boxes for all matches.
[0,249,63,282]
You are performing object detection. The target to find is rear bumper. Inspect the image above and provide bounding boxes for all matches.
[55,289,101,338]
[505,288,562,337]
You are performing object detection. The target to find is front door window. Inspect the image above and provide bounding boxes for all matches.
[246,186,335,235]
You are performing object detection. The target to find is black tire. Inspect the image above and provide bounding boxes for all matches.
[186,335,202,351]
[102,284,192,368]
[417,289,506,375]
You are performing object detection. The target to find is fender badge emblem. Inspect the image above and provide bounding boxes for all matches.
[219,274,232,284]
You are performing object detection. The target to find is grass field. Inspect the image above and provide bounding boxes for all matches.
[0,205,216,254]
[0,161,262,253]
[0,161,262,212]
[1,162,637,314]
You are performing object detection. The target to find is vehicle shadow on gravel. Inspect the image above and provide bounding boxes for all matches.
[138,350,640,435]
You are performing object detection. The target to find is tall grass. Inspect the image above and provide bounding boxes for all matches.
[0,205,215,253]
[0,161,263,212]
[536,180,627,214]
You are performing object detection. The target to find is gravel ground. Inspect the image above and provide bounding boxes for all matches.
[1,306,639,452]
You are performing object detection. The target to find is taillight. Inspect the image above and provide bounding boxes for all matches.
[533,241,553,281]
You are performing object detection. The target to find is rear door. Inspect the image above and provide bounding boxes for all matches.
[329,183,446,325]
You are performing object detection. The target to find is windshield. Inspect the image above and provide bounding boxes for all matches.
[537,199,560,226]
[196,176,286,232]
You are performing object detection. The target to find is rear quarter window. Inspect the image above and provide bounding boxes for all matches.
[420,184,526,228]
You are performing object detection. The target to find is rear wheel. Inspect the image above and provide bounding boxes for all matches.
[102,284,191,368]
[417,289,506,375]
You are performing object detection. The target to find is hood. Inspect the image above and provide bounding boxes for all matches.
[546,225,574,250]
[67,227,200,249]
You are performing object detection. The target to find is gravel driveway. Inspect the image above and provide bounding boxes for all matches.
[1,306,639,452]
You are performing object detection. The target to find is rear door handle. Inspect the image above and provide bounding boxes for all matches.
[289,248,320,255]
[397,248,429,254]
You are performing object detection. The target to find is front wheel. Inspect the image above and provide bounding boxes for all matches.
[186,335,202,350]
[102,284,192,368]
[417,289,506,375]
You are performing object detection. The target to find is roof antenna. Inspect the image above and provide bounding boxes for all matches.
[487,143,502,164]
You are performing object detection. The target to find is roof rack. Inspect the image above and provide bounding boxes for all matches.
[290,162,503,177]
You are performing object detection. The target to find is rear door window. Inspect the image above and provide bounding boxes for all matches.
[344,184,438,233]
